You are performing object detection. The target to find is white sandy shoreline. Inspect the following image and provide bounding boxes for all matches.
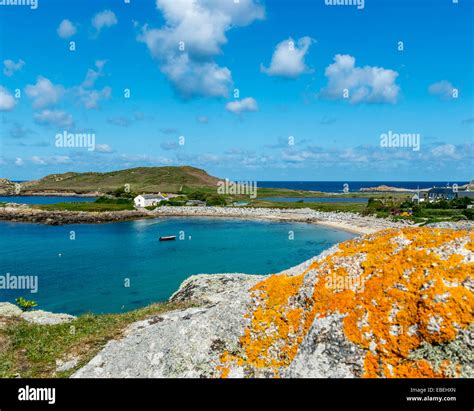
[150,206,412,235]
[3,203,472,233]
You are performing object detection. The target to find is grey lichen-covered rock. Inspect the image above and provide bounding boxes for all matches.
[426,221,474,230]
[73,274,262,378]
[170,273,263,305]
[56,358,79,373]
[408,326,474,378]
[0,204,150,225]
[283,314,365,378]
[0,178,16,195]
[0,302,23,318]
[21,310,76,325]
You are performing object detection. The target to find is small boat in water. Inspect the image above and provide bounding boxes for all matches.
[159,235,177,241]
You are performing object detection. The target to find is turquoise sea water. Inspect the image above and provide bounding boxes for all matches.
[0,218,354,315]
[0,196,96,204]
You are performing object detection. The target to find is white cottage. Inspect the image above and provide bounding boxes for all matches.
[134,193,166,208]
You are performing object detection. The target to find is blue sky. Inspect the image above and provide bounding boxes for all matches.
[0,0,473,181]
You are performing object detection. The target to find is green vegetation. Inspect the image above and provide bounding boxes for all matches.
[206,194,227,206]
[11,165,415,200]
[95,196,131,205]
[20,166,221,195]
[15,297,38,312]
[35,201,134,212]
[251,200,366,213]
[187,190,227,206]
[33,195,134,212]
[255,187,409,199]
[7,167,471,224]
[250,195,473,223]
[187,190,207,201]
[362,197,473,223]
[0,301,193,378]
[163,196,187,206]
[26,187,472,225]
[108,186,135,199]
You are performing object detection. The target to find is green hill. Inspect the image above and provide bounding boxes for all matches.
[19,166,222,195]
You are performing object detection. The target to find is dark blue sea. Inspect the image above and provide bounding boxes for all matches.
[257,181,469,193]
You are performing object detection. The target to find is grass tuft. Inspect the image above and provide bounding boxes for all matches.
[0,301,194,378]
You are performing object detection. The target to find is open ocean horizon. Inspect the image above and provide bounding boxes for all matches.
[257,181,470,193]
[10,179,471,194]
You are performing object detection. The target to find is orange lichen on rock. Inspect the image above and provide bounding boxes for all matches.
[218,228,473,378]
[466,240,474,252]
[236,273,305,370]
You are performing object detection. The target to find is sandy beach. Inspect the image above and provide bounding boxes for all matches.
[0,203,407,233]
[151,206,412,235]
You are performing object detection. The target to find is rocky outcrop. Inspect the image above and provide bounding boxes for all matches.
[427,221,474,230]
[0,302,23,318]
[0,204,150,225]
[14,191,101,197]
[360,185,428,193]
[0,303,75,325]
[152,206,412,234]
[73,274,262,378]
[0,179,16,195]
[21,310,75,325]
[73,227,473,378]
[0,204,413,233]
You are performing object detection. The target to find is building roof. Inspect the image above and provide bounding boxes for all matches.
[428,187,456,195]
[427,187,474,198]
[137,194,165,200]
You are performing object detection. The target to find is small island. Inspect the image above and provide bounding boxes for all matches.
[1,167,473,229]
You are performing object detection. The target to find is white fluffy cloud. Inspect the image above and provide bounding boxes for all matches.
[260,37,314,78]
[31,156,47,165]
[138,0,264,98]
[320,54,400,104]
[95,144,114,153]
[159,54,232,98]
[3,59,25,77]
[225,97,258,114]
[431,144,458,159]
[79,87,112,109]
[25,76,64,108]
[92,10,118,33]
[57,19,77,38]
[76,60,111,109]
[82,60,107,88]
[15,158,24,166]
[34,110,74,128]
[31,156,71,165]
[0,86,16,111]
[24,63,110,114]
[428,80,456,100]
